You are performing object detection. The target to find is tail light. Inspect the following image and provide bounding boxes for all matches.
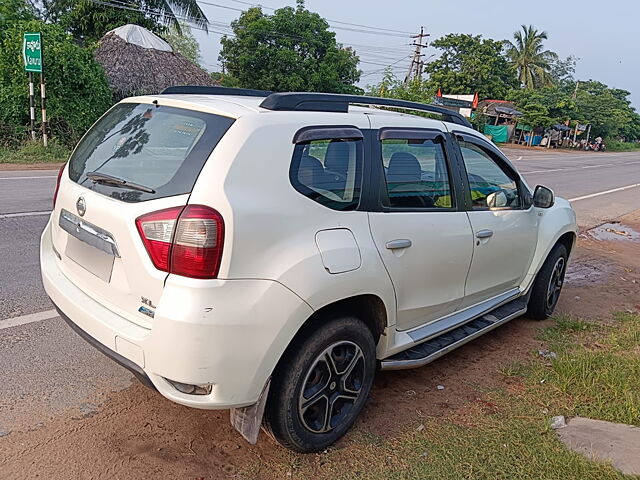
[52,164,66,208]
[135,205,225,279]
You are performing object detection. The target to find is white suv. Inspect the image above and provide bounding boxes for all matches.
[41,87,577,452]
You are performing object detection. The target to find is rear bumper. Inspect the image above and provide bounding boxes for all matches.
[55,305,156,390]
[40,221,313,409]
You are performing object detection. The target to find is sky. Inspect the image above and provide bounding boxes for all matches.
[192,0,639,109]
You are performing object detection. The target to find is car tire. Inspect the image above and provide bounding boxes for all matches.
[264,316,376,453]
[527,243,568,320]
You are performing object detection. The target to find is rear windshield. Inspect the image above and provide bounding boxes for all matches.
[68,103,234,202]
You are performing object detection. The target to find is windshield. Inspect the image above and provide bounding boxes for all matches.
[68,102,234,202]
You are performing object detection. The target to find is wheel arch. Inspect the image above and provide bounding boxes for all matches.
[556,230,577,256]
[271,293,389,379]
[524,227,577,293]
[295,294,388,347]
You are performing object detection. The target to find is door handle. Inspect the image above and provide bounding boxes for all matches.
[475,229,494,239]
[386,239,412,250]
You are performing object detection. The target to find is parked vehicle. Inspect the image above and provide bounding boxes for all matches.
[41,87,577,453]
[587,141,606,152]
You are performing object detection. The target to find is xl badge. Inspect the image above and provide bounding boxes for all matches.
[76,196,86,217]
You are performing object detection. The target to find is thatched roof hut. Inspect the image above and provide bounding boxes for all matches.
[95,24,213,100]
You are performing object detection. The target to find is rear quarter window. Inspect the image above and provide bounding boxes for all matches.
[68,103,234,202]
[290,138,363,211]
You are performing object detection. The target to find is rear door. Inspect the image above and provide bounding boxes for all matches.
[51,101,234,327]
[453,133,538,308]
[367,124,474,331]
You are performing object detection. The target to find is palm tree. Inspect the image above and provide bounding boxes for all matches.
[506,25,558,89]
[40,0,209,37]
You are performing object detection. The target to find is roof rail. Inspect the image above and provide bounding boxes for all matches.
[158,87,472,128]
[259,93,473,128]
[160,85,272,97]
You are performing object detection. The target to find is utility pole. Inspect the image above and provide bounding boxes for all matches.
[404,26,429,84]
[572,80,580,100]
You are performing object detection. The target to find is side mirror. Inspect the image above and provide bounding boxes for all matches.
[533,185,554,208]
[486,190,508,208]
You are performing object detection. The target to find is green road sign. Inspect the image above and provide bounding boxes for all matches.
[23,32,43,73]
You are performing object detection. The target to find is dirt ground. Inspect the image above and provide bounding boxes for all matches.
[1,212,639,480]
[0,162,64,171]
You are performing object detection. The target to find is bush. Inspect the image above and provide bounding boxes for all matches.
[0,139,71,163]
[0,20,113,147]
[605,139,640,152]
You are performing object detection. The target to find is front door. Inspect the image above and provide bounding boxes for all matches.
[455,136,538,308]
[367,126,474,331]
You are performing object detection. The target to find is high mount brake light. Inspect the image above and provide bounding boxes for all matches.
[52,164,66,208]
[135,205,225,279]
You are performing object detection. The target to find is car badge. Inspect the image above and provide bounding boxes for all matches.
[76,196,86,217]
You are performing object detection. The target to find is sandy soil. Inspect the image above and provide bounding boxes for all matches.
[0,162,64,171]
[1,212,639,480]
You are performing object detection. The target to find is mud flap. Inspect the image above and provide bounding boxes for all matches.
[230,379,270,444]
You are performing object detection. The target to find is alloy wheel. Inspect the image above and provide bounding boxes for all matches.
[546,256,566,311]
[298,341,365,434]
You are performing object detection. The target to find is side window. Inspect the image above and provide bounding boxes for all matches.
[381,138,453,209]
[290,138,362,211]
[459,141,521,209]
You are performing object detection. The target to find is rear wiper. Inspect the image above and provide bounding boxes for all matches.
[85,172,156,194]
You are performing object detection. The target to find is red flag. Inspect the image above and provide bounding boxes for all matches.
[472,92,479,109]
[436,88,442,97]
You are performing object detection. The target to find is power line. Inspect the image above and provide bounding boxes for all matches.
[89,0,413,69]
[227,0,414,35]
[97,0,414,54]
[197,0,409,38]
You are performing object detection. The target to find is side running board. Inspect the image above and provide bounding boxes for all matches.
[380,297,528,371]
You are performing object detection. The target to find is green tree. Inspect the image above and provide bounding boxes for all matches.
[365,68,435,104]
[508,86,576,124]
[424,34,518,99]
[521,103,553,129]
[219,1,361,93]
[38,0,208,42]
[574,81,636,139]
[548,55,578,86]
[506,25,558,89]
[508,80,640,142]
[210,71,241,88]
[162,21,201,65]
[56,0,161,43]
[0,20,113,146]
[0,0,35,25]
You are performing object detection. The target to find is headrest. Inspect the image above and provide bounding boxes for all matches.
[387,152,421,182]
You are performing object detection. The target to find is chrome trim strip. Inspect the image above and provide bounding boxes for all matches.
[59,209,120,258]
[406,288,520,342]
[380,307,527,371]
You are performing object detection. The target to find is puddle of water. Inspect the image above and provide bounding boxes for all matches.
[564,258,616,286]
[588,223,640,242]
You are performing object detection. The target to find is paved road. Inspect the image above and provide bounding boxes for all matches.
[0,148,639,436]
[0,170,57,215]
[505,148,640,228]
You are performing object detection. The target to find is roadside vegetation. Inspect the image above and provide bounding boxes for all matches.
[606,140,640,152]
[243,313,640,479]
[0,140,70,164]
[1,0,638,156]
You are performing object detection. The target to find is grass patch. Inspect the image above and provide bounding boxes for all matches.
[605,140,640,152]
[241,314,640,480]
[535,314,597,351]
[524,313,640,426]
[0,140,70,164]
[250,398,632,480]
